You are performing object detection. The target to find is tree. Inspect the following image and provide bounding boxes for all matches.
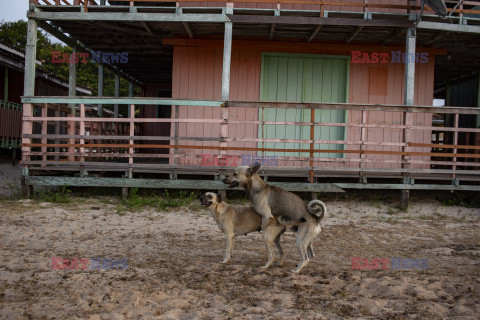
[0,19,138,116]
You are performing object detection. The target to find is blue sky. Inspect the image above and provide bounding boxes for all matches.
[0,0,29,22]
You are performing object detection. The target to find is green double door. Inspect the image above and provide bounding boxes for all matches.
[259,53,349,158]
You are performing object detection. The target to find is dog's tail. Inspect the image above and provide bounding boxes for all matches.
[307,200,326,222]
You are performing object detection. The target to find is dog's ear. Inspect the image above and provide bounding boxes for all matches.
[247,162,261,175]
[217,193,222,203]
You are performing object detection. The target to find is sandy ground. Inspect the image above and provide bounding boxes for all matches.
[0,189,479,320]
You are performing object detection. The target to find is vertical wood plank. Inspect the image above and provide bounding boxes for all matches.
[41,104,48,166]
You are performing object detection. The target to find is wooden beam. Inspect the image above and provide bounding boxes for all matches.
[422,31,452,46]
[228,15,414,28]
[140,21,152,34]
[307,25,322,42]
[26,176,344,193]
[162,38,447,55]
[183,22,194,39]
[30,11,227,22]
[382,29,405,45]
[346,26,363,44]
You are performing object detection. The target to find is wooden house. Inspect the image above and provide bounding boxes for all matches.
[19,1,480,202]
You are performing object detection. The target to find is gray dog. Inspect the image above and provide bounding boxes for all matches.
[223,162,326,272]
[199,192,286,269]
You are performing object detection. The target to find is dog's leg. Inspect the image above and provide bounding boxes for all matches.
[293,224,310,273]
[256,202,273,230]
[275,229,285,266]
[222,233,234,263]
[307,242,315,259]
[259,229,275,269]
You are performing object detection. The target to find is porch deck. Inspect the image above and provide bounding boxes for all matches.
[20,97,480,192]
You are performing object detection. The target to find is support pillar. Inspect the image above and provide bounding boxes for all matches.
[219,5,233,200]
[400,28,416,210]
[114,74,120,118]
[128,82,133,116]
[98,64,103,117]
[22,18,37,198]
[68,44,77,162]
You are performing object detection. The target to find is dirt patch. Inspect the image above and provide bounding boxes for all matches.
[0,196,479,319]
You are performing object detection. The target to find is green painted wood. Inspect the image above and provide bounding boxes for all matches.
[25,176,480,191]
[21,97,224,106]
[25,176,344,192]
[260,53,349,158]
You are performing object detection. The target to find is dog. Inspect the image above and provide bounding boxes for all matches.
[223,162,326,272]
[199,192,286,269]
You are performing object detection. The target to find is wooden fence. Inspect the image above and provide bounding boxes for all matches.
[20,97,480,191]
[0,100,22,149]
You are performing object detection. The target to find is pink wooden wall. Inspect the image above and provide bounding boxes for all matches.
[170,41,435,169]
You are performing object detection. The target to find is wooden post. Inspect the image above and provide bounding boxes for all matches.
[309,108,315,183]
[41,104,48,167]
[174,105,179,169]
[68,44,77,162]
[219,4,233,200]
[114,74,120,118]
[128,82,133,116]
[54,105,60,161]
[359,109,367,183]
[122,103,135,198]
[452,113,459,183]
[80,103,86,176]
[98,64,103,117]
[400,28,416,210]
[69,45,77,113]
[22,18,37,198]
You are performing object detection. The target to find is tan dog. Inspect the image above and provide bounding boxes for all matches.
[223,163,326,272]
[199,192,286,268]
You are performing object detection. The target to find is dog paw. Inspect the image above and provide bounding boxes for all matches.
[221,258,230,264]
[258,265,270,270]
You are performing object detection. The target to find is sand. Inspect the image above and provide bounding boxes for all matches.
[0,190,479,319]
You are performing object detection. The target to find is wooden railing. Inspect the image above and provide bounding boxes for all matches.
[0,100,22,149]
[30,0,480,16]
[20,98,480,188]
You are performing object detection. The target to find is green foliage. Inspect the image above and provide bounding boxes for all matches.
[7,182,22,200]
[0,19,140,117]
[39,186,71,203]
[157,190,197,211]
[123,188,198,212]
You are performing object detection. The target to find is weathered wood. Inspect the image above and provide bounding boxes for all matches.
[26,176,345,192]
[114,74,120,118]
[307,25,322,42]
[22,97,224,107]
[69,44,77,113]
[98,64,104,117]
[30,11,227,22]
[228,15,414,28]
